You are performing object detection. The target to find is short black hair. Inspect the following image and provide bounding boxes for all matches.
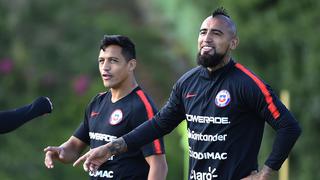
[100,35,136,61]
[212,7,230,18]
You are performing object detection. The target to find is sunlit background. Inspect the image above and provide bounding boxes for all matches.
[1,0,319,179]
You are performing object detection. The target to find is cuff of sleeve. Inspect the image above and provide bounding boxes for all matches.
[265,160,281,171]
[122,134,134,151]
[32,96,53,115]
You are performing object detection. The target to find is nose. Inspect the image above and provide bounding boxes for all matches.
[203,33,213,43]
[101,61,111,71]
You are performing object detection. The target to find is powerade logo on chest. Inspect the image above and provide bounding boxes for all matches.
[215,90,231,107]
[109,109,123,125]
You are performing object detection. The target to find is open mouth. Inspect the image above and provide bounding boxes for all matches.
[201,46,215,54]
[102,73,112,80]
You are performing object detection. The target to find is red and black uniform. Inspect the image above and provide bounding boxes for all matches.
[123,60,301,180]
[74,87,165,180]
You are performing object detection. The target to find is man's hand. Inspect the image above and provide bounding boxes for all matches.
[73,137,127,172]
[73,145,111,172]
[44,146,65,168]
[241,165,276,180]
[43,137,88,168]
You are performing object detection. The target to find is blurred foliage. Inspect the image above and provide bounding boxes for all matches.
[0,0,183,179]
[1,0,320,179]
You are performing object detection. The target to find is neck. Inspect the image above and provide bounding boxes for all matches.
[110,78,138,103]
[207,56,231,72]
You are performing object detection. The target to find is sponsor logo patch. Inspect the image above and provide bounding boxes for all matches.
[109,109,123,125]
[215,90,231,107]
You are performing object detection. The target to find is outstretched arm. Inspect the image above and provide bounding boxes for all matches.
[73,137,127,171]
[0,96,53,134]
[74,83,186,171]
[44,136,87,168]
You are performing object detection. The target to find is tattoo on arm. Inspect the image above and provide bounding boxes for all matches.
[108,138,127,156]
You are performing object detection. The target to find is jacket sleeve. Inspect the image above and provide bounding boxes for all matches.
[123,83,186,150]
[129,91,165,156]
[0,96,52,134]
[244,78,301,170]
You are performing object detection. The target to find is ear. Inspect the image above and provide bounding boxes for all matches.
[230,36,239,50]
[128,59,136,72]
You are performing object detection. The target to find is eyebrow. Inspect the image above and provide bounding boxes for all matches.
[98,56,119,60]
[200,28,224,35]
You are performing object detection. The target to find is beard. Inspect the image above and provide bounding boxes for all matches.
[196,50,227,68]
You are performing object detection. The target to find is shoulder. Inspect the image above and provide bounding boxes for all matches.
[132,88,156,108]
[230,62,271,95]
[88,91,110,107]
[174,66,203,90]
[225,62,264,86]
[131,88,157,115]
[177,66,202,83]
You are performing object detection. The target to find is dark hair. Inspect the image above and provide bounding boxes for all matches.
[212,7,230,18]
[100,35,136,61]
[211,7,237,36]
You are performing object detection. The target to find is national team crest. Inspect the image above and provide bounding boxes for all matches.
[215,90,231,107]
[109,109,123,125]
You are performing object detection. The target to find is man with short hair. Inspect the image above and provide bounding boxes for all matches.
[44,35,167,180]
[74,8,301,180]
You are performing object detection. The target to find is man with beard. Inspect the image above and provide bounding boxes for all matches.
[74,8,301,180]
